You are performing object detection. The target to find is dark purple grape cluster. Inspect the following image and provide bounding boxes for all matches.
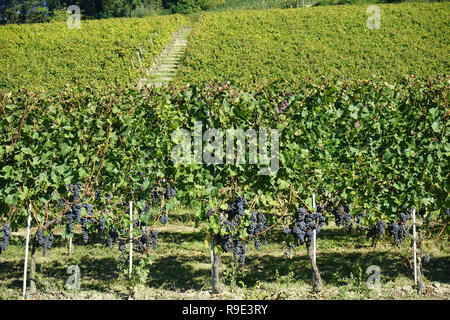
[418,208,426,217]
[143,201,151,214]
[283,206,326,248]
[223,220,238,231]
[386,209,411,246]
[0,224,11,259]
[355,216,362,231]
[135,229,158,252]
[163,185,176,200]
[106,227,119,249]
[218,233,233,253]
[80,216,94,244]
[367,220,386,241]
[214,195,263,266]
[225,195,247,223]
[423,254,430,263]
[65,204,81,232]
[98,215,106,233]
[248,212,268,251]
[355,212,366,232]
[148,230,158,251]
[160,207,169,225]
[65,202,93,233]
[118,239,126,262]
[387,222,408,246]
[150,186,159,202]
[36,228,54,256]
[68,182,83,201]
[400,208,411,224]
[231,240,247,265]
[332,206,352,231]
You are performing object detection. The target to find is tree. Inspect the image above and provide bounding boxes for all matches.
[0,0,50,25]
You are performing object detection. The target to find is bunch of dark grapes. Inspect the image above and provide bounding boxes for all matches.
[400,208,411,224]
[98,215,106,233]
[163,184,176,200]
[367,220,386,241]
[332,206,352,231]
[423,254,430,263]
[118,240,126,262]
[148,230,158,250]
[150,186,159,202]
[223,220,238,231]
[143,201,151,214]
[231,240,247,265]
[225,195,247,223]
[65,204,83,233]
[0,224,11,260]
[387,222,407,246]
[283,206,325,249]
[68,182,83,201]
[106,227,119,249]
[218,233,233,253]
[355,212,366,232]
[36,228,54,256]
[248,212,268,250]
[160,207,169,224]
[214,195,260,266]
[135,229,158,252]
[81,216,94,244]
[386,209,410,246]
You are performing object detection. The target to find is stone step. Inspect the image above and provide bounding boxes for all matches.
[153,72,175,77]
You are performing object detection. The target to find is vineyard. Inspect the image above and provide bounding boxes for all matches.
[0,1,449,301]
[0,14,186,92]
[176,3,449,86]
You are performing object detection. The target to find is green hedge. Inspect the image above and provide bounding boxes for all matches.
[1,76,448,230]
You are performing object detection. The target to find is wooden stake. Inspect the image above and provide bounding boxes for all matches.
[22,204,32,299]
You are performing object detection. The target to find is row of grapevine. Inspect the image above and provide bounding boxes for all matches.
[175,3,450,86]
[0,14,187,92]
[0,75,448,295]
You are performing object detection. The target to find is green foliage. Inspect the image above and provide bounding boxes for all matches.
[208,0,446,12]
[0,75,448,260]
[0,14,186,92]
[130,2,164,17]
[48,8,70,22]
[175,3,450,86]
[164,0,217,13]
[0,84,183,233]
[0,0,50,25]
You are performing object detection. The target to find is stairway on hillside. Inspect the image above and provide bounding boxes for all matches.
[137,27,191,89]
